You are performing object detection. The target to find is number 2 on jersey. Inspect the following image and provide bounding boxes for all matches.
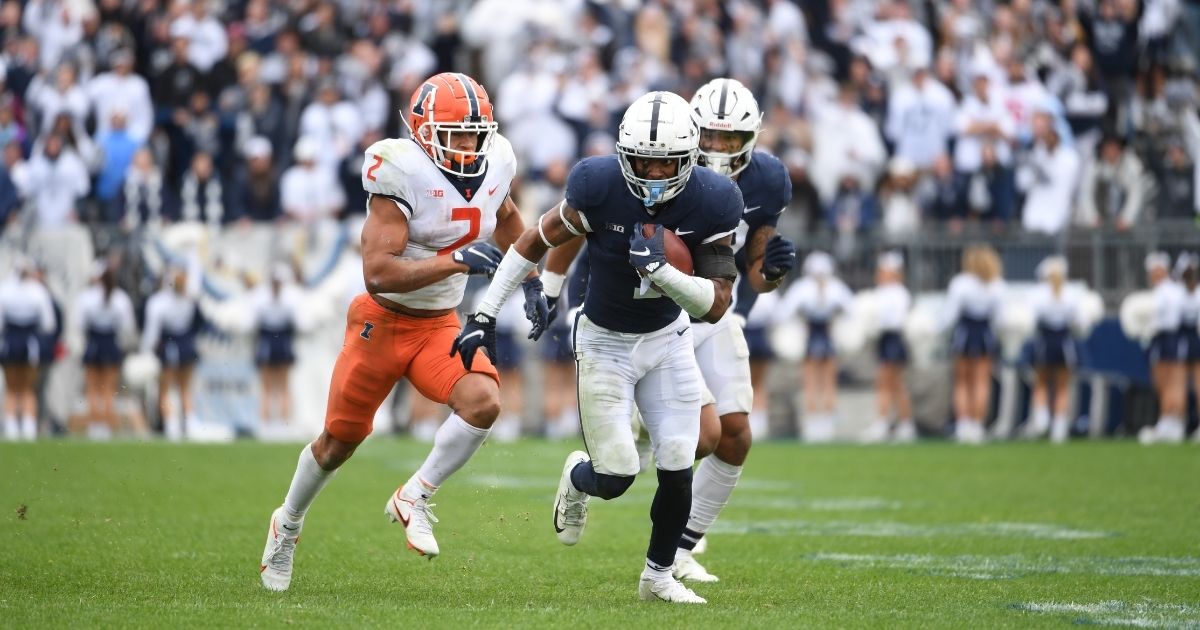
[437,207,482,255]
[366,155,383,181]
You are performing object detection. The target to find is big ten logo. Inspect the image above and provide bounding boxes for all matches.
[427,189,445,198]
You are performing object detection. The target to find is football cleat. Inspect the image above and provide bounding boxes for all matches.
[260,507,302,591]
[386,486,440,558]
[638,576,707,604]
[672,550,719,583]
[553,451,591,545]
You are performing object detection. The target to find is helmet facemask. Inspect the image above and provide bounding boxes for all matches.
[697,127,759,178]
[616,145,696,207]
[418,119,498,178]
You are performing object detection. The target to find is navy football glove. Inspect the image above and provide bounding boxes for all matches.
[762,234,796,282]
[452,242,504,277]
[629,222,667,273]
[522,277,551,341]
[450,312,497,370]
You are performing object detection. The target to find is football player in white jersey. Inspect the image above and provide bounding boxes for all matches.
[259,73,548,591]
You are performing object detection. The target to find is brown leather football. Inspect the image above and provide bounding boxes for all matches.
[641,223,693,274]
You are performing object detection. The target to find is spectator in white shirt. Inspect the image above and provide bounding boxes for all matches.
[298,77,363,174]
[86,48,153,144]
[27,61,88,134]
[21,0,83,72]
[1020,111,1081,235]
[169,1,228,73]
[811,83,887,203]
[23,133,89,228]
[281,135,344,225]
[953,71,1015,175]
[885,66,957,170]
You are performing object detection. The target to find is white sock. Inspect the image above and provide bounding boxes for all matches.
[685,456,743,536]
[1032,406,1050,431]
[20,415,36,440]
[642,558,673,582]
[282,443,337,521]
[3,416,17,440]
[408,414,490,491]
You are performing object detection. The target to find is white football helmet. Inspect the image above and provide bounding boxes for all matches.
[616,91,700,206]
[690,78,762,178]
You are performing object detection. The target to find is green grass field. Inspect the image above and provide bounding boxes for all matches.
[2,439,1198,628]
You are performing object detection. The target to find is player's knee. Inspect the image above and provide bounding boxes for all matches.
[715,413,752,465]
[695,407,721,459]
[593,472,635,500]
[312,430,361,470]
[449,377,501,426]
[655,436,698,471]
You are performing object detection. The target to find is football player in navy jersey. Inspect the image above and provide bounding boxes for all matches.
[452,91,743,604]
[536,78,797,583]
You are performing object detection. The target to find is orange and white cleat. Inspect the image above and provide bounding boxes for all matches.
[385,486,440,559]
[260,507,302,591]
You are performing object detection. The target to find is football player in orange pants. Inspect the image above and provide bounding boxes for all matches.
[259,73,548,591]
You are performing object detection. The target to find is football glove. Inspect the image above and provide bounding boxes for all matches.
[522,277,551,341]
[762,234,796,283]
[450,312,497,370]
[629,222,667,274]
[452,242,504,277]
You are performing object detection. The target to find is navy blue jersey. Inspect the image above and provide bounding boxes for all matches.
[566,156,743,334]
[732,150,791,318]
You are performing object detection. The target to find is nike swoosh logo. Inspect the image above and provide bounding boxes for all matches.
[553,498,565,533]
[488,185,499,195]
[392,497,411,527]
[676,328,687,336]
[674,229,694,236]
[460,329,485,342]
[630,247,651,257]
[281,523,298,531]
[744,205,761,214]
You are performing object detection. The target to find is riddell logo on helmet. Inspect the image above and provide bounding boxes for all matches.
[708,121,734,129]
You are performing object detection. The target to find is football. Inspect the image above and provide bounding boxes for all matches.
[641,223,693,274]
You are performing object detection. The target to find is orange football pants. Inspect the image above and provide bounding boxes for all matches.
[324,293,499,442]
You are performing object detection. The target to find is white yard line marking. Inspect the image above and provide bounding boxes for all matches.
[807,553,1200,580]
[1013,600,1200,628]
[713,520,1112,540]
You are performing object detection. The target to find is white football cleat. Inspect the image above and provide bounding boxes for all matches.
[892,421,917,443]
[553,450,591,545]
[386,486,440,558]
[1138,420,1185,445]
[638,576,707,604]
[672,550,719,583]
[260,507,302,591]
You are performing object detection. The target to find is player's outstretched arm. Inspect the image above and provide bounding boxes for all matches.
[361,195,495,295]
[540,234,586,328]
[744,225,796,293]
[450,200,585,368]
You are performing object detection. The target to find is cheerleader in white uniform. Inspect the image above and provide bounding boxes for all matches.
[75,260,138,439]
[250,263,303,437]
[1025,256,1085,443]
[779,251,853,442]
[141,263,202,440]
[863,252,915,443]
[941,244,1006,444]
[0,258,56,440]
[1175,254,1200,443]
[1139,252,1188,444]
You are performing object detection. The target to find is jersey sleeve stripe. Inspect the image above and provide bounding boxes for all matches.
[370,193,413,219]
[701,227,737,244]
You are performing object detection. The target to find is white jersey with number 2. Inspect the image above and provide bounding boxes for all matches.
[360,134,517,310]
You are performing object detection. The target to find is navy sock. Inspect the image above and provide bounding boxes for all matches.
[570,460,633,500]
[678,527,704,551]
[647,467,693,568]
